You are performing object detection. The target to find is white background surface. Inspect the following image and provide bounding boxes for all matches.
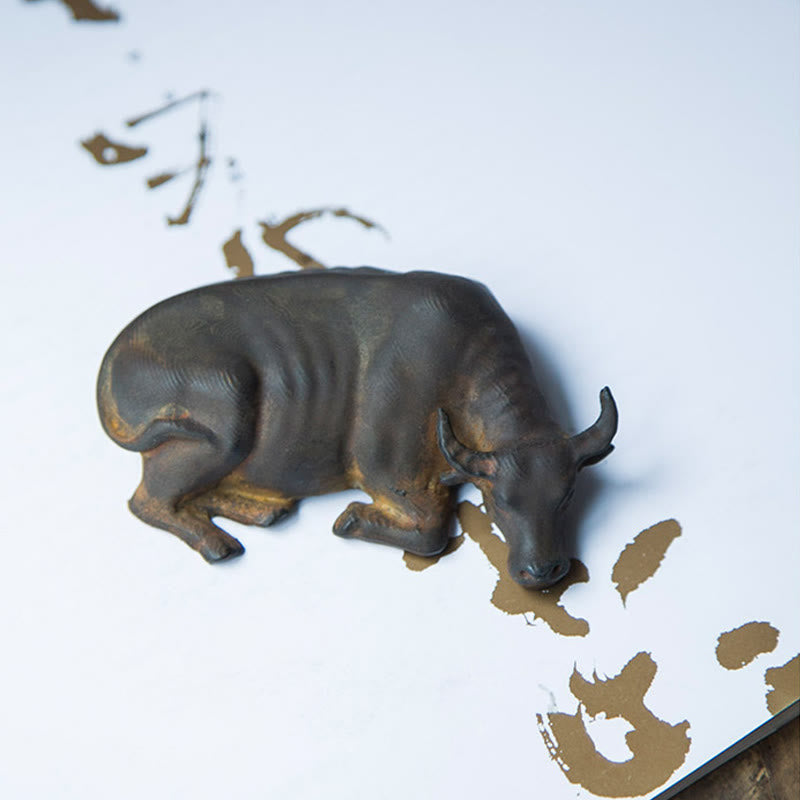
[1,1,797,798]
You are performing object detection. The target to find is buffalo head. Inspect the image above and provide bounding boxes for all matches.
[438,388,618,589]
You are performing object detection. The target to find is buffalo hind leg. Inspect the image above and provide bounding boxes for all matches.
[130,486,244,562]
[333,491,454,557]
[130,423,252,562]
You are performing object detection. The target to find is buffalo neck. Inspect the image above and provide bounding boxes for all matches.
[450,329,563,453]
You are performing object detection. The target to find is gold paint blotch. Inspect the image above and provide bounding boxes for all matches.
[166,118,210,227]
[259,207,387,271]
[715,622,779,670]
[26,0,120,22]
[457,501,589,636]
[537,652,691,797]
[146,171,180,189]
[612,519,681,605]
[126,91,211,129]
[222,229,255,278]
[764,654,799,715]
[81,133,147,165]
[403,534,464,571]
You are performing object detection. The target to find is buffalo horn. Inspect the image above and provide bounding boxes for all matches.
[570,387,618,466]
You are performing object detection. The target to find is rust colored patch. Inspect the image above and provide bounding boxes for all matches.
[259,207,387,270]
[80,133,147,165]
[764,655,799,715]
[716,622,780,670]
[457,501,589,636]
[222,229,255,278]
[612,519,681,605]
[26,0,120,22]
[537,652,691,797]
[403,534,464,571]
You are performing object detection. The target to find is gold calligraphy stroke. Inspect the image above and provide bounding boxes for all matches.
[537,652,691,797]
[221,229,255,279]
[125,91,212,129]
[80,90,215,227]
[403,534,464,571]
[611,519,681,606]
[259,208,388,270]
[765,655,800,715]
[165,114,210,226]
[455,501,590,636]
[715,622,780,671]
[131,91,214,226]
[80,133,147,165]
[25,0,120,23]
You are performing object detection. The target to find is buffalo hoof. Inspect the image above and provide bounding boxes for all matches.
[333,503,363,538]
[199,533,245,563]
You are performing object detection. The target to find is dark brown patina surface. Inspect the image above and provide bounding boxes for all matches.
[97,268,617,588]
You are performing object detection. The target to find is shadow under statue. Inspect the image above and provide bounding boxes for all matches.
[97,267,617,589]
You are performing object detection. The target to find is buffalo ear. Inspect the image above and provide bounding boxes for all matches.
[437,408,498,480]
[578,443,614,469]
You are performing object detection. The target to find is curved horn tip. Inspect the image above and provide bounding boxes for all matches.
[599,386,618,426]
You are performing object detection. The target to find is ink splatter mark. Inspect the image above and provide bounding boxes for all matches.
[764,654,800,715]
[403,534,464,571]
[457,501,589,636]
[81,133,147,165]
[25,0,120,22]
[715,622,779,670]
[537,652,691,797]
[222,229,255,279]
[611,519,681,605]
[259,207,387,270]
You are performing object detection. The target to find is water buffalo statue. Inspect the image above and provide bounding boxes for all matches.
[97,268,617,589]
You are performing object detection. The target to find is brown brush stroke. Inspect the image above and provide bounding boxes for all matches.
[765,654,800,715]
[26,0,120,22]
[222,229,255,279]
[258,207,387,271]
[403,534,464,571]
[80,133,147,165]
[125,90,211,128]
[457,501,589,636]
[166,117,210,227]
[146,171,179,189]
[715,622,780,670]
[537,652,691,797]
[611,519,681,605]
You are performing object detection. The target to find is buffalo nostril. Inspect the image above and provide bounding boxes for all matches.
[517,559,570,588]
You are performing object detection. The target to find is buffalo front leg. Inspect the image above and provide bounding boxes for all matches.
[332,491,454,557]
